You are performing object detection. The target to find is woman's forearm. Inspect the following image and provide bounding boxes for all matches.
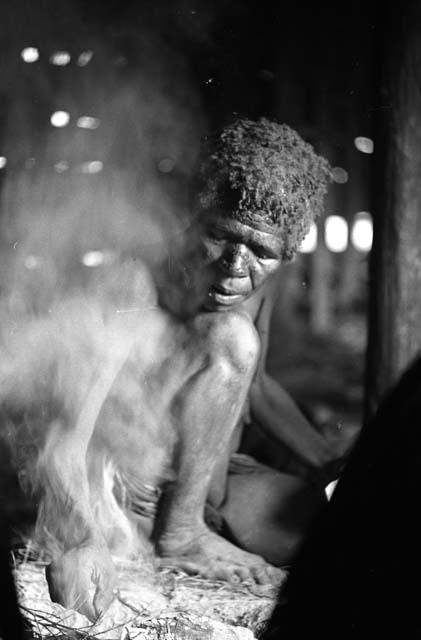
[250,373,337,469]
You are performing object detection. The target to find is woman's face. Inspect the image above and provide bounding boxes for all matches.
[200,214,282,311]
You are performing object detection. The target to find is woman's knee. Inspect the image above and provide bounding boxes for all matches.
[195,310,261,377]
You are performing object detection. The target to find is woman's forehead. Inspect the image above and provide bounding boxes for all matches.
[205,215,282,247]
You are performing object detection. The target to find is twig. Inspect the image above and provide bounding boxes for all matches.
[115,592,147,616]
[23,539,32,565]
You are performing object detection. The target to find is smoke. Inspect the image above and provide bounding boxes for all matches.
[0,0,205,562]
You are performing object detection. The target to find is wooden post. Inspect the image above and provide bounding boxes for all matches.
[366,0,421,418]
[309,214,333,334]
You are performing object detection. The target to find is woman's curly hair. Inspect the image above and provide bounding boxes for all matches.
[195,117,332,262]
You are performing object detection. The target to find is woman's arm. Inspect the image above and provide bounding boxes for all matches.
[250,278,339,471]
[249,371,338,470]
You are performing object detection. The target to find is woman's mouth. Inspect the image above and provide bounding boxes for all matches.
[207,284,248,306]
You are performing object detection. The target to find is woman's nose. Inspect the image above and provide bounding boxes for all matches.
[220,245,249,276]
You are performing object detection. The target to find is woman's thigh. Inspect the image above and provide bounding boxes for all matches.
[219,454,326,566]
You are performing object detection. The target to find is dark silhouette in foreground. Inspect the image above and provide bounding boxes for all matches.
[263,356,421,638]
[0,437,26,640]
[0,533,25,640]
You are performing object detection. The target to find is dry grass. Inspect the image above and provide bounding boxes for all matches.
[13,542,282,640]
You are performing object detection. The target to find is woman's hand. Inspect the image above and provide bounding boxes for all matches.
[46,543,117,621]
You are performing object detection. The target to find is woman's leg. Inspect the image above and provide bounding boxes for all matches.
[219,454,326,567]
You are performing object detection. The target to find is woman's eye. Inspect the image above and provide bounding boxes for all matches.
[255,248,274,260]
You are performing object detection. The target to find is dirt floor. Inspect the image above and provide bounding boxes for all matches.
[15,553,283,639]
